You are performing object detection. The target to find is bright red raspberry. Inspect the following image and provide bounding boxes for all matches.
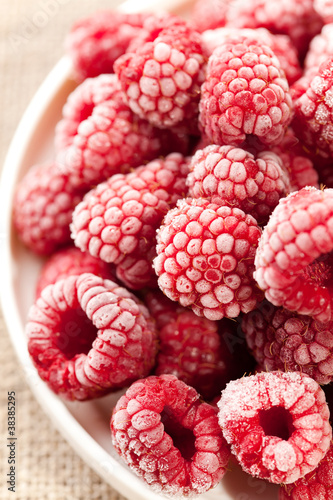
[26,273,158,400]
[279,445,333,499]
[55,74,123,153]
[255,187,333,324]
[71,153,190,264]
[13,162,85,255]
[293,58,333,160]
[202,27,302,85]
[242,300,333,385]
[65,11,147,81]
[154,198,263,321]
[114,14,206,131]
[187,144,290,225]
[225,0,323,60]
[218,371,332,484]
[314,0,333,24]
[191,0,231,32]
[199,38,293,148]
[304,25,333,75]
[115,249,158,291]
[111,374,230,495]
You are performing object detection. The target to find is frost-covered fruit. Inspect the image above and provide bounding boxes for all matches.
[242,300,333,385]
[255,187,333,324]
[154,197,263,321]
[218,371,332,484]
[115,248,158,291]
[199,37,293,147]
[26,273,158,400]
[314,0,333,24]
[187,144,290,224]
[191,0,231,32]
[111,374,230,496]
[304,24,333,75]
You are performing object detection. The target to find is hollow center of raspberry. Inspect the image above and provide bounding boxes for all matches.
[259,406,295,441]
[161,405,196,461]
[55,308,97,360]
[302,253,333,290]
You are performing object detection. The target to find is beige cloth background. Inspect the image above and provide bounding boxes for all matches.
[0,1,129,498]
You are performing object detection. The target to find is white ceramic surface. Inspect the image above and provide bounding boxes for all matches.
[0,0,279,498]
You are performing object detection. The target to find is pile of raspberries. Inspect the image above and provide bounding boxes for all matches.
[14,0,333,497]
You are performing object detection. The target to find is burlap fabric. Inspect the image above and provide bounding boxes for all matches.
[0,1,127,499]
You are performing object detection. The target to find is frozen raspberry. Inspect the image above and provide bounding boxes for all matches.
[225,0,323,60]
[65,11,148,81]
[115,248,158,291]
[255,187,333,324]
[292,58,333,160]
[63,96,169,189]
[314,0,333,24]
[71,153,190,264]
[202,28,302,86]
[271,128,319,192]
[187,144,291,225]
[304,25,333,75]
[55,74,123,153]
[111,374,230,495]
[35,246,114,298]
[279,444,333,499]
[242,300,333,385]
[13,162,85,255]
[154,197,263,321]
[218,371,332,484]
[191,0,231,32]
[114,14,206,131]
[199,38,293,148]
[26,273,158,400]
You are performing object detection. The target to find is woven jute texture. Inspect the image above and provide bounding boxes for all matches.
[0,1,127,499]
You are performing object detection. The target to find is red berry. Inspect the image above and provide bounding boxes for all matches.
[115,249,158,291]
[111,374,230,496]
[304,25,333,75]
[255,187,333,323]
[154,197,263,320]
[191,0,231,32]
[218,371,332,484]
[314,0,333,24]
[27,273,158,400]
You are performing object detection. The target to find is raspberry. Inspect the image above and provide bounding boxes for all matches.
[71,153,190,264]
[218,371,332,484]
[187,144,291,225]
[304,25,333,75]
[110,374,230,496]
[191,0,230,32]
[242,300,333,385]
[314,0,333,24]
[63,96,169,189]
[55,74,123,153]
[114,14,206,130]
[26,273,158,400]
[115,249,158,291]
[279,445,333,500]
[154,197,263,321]
[254,187,333,324]
[13,162,85,255]
[293,58,333,160]
[202,27,302,85]
[35,246,114,298]
[199,38,293,148]
[65,11,147,81]
[225,0,323,59]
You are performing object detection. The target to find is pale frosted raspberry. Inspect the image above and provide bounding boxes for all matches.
[114,14,206,131]
[27,273,158,400]
[255,187,333,324]
[71,153,190,264]
[218,371,332,484]
[242,300,333,385]
[154,197,263,321]
[199,38,293,148]
[305,24,333,75]
[187,144,291,224]
[115,248,158,290]
[191,0,231,32]
[314,0,333,24]
[111,374,230,496]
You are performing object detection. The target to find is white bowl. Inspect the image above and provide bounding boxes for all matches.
[0,0,279,498]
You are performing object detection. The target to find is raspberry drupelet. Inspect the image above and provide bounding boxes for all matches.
[114,14,206,131]
[13,162,86,256]
[65,10,148,81]
[255,187,333,324]
[314,0,333,24]
[110,374,230,496]
[187,144,291,225]
[26,273,158,400]
[71,153,190,264]
[199,37,293,148]
[154,197,263,321]
[218,371,332,484]
[115,249,158,291]
[242,300,333,385]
